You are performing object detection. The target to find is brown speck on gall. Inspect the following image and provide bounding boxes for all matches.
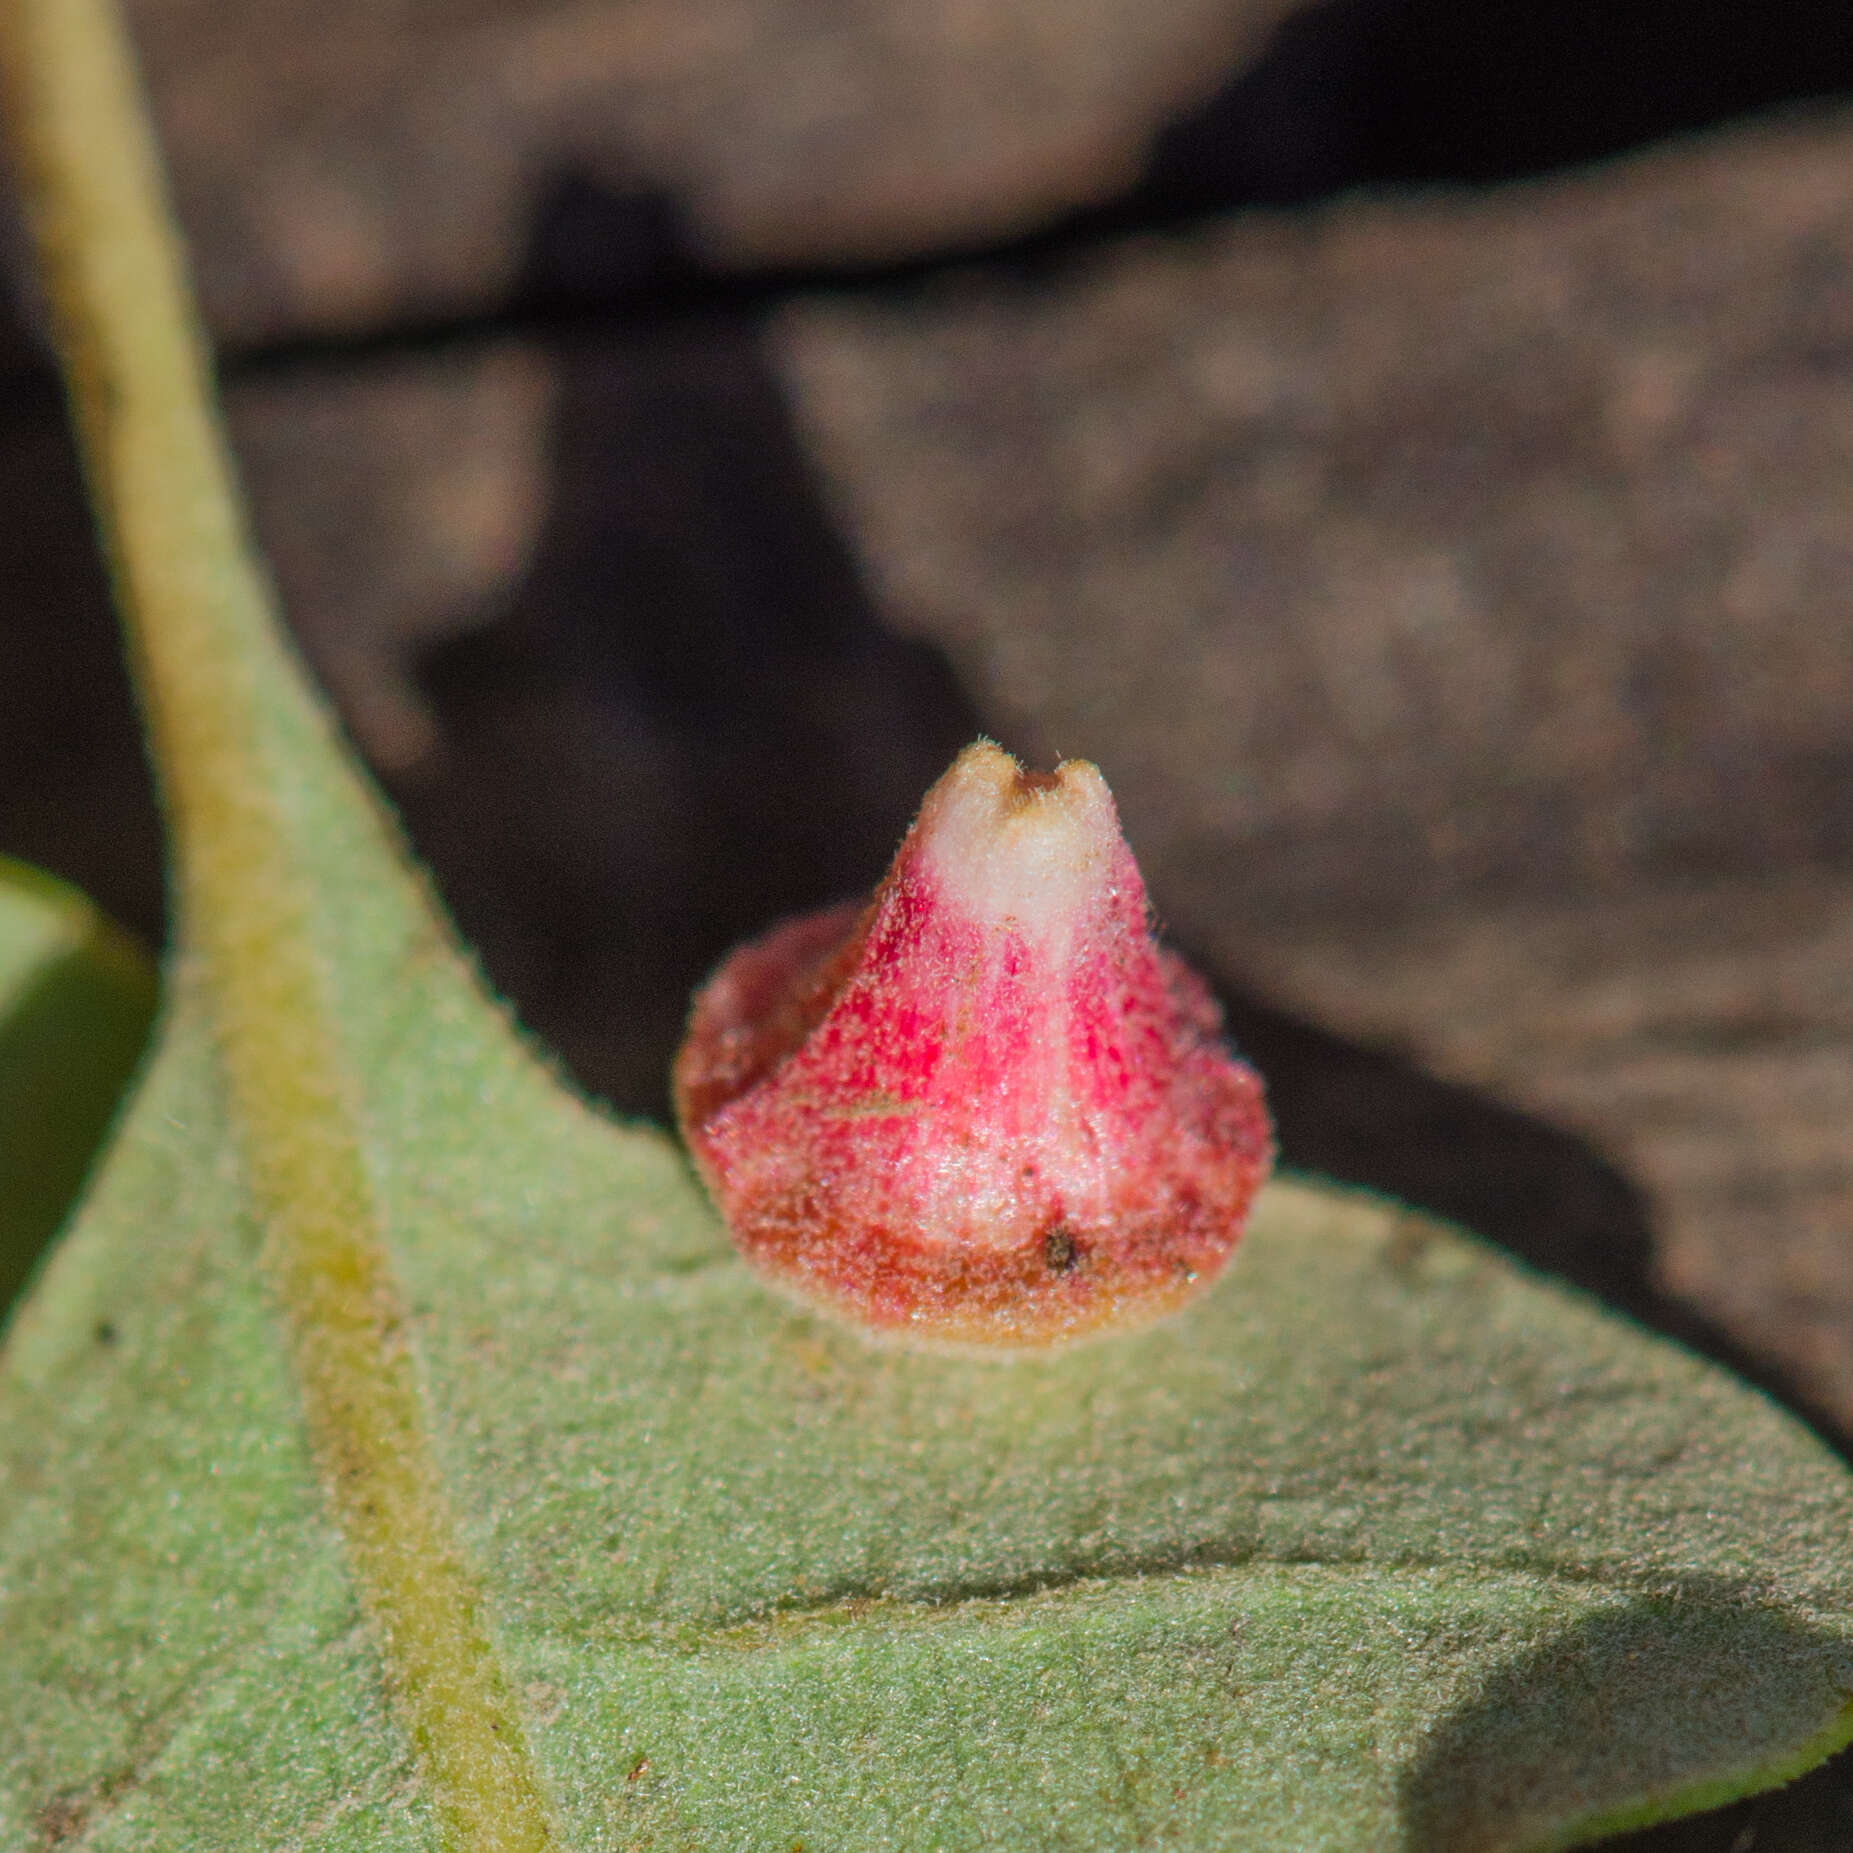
[1042,1225,1081,1273]
[673,741,1274,1347]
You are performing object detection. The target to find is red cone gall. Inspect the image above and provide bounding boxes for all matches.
[674,741,1273,1346]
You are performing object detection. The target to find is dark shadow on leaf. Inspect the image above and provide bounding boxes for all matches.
[393,181,980,1120]
[517,175,707,315]
[1400,1592,1853,1853]
[0,390,165,946]
[0,382,166,1318]
[1066,0,1853,238]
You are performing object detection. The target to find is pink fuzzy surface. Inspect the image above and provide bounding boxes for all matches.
[676,747,1273,1346]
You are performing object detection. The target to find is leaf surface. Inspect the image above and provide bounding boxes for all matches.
[0,858,156,1315]
[6,2,1853,1850]
[10,897,1853,1852]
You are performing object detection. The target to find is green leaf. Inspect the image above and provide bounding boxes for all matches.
[7,2,1853,1850]
[12,996,1853,1852]
[0,857,157,1316]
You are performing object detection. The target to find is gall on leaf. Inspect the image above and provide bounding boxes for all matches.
[674,741,1273,1346]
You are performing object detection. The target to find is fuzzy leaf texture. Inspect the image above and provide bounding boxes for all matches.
[7,2,1853,1851]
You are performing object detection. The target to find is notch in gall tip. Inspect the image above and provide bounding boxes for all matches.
[674,741,1273,1347]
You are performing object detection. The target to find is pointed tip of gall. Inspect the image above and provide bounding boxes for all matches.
[674,741,1274,1348]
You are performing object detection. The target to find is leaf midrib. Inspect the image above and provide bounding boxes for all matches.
[0,3,559,1848]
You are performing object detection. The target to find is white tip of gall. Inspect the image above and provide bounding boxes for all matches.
[910,742,1120,947]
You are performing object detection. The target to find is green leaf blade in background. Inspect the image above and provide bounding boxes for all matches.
[0,856,156,1316]
[7,0,1853,1848]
